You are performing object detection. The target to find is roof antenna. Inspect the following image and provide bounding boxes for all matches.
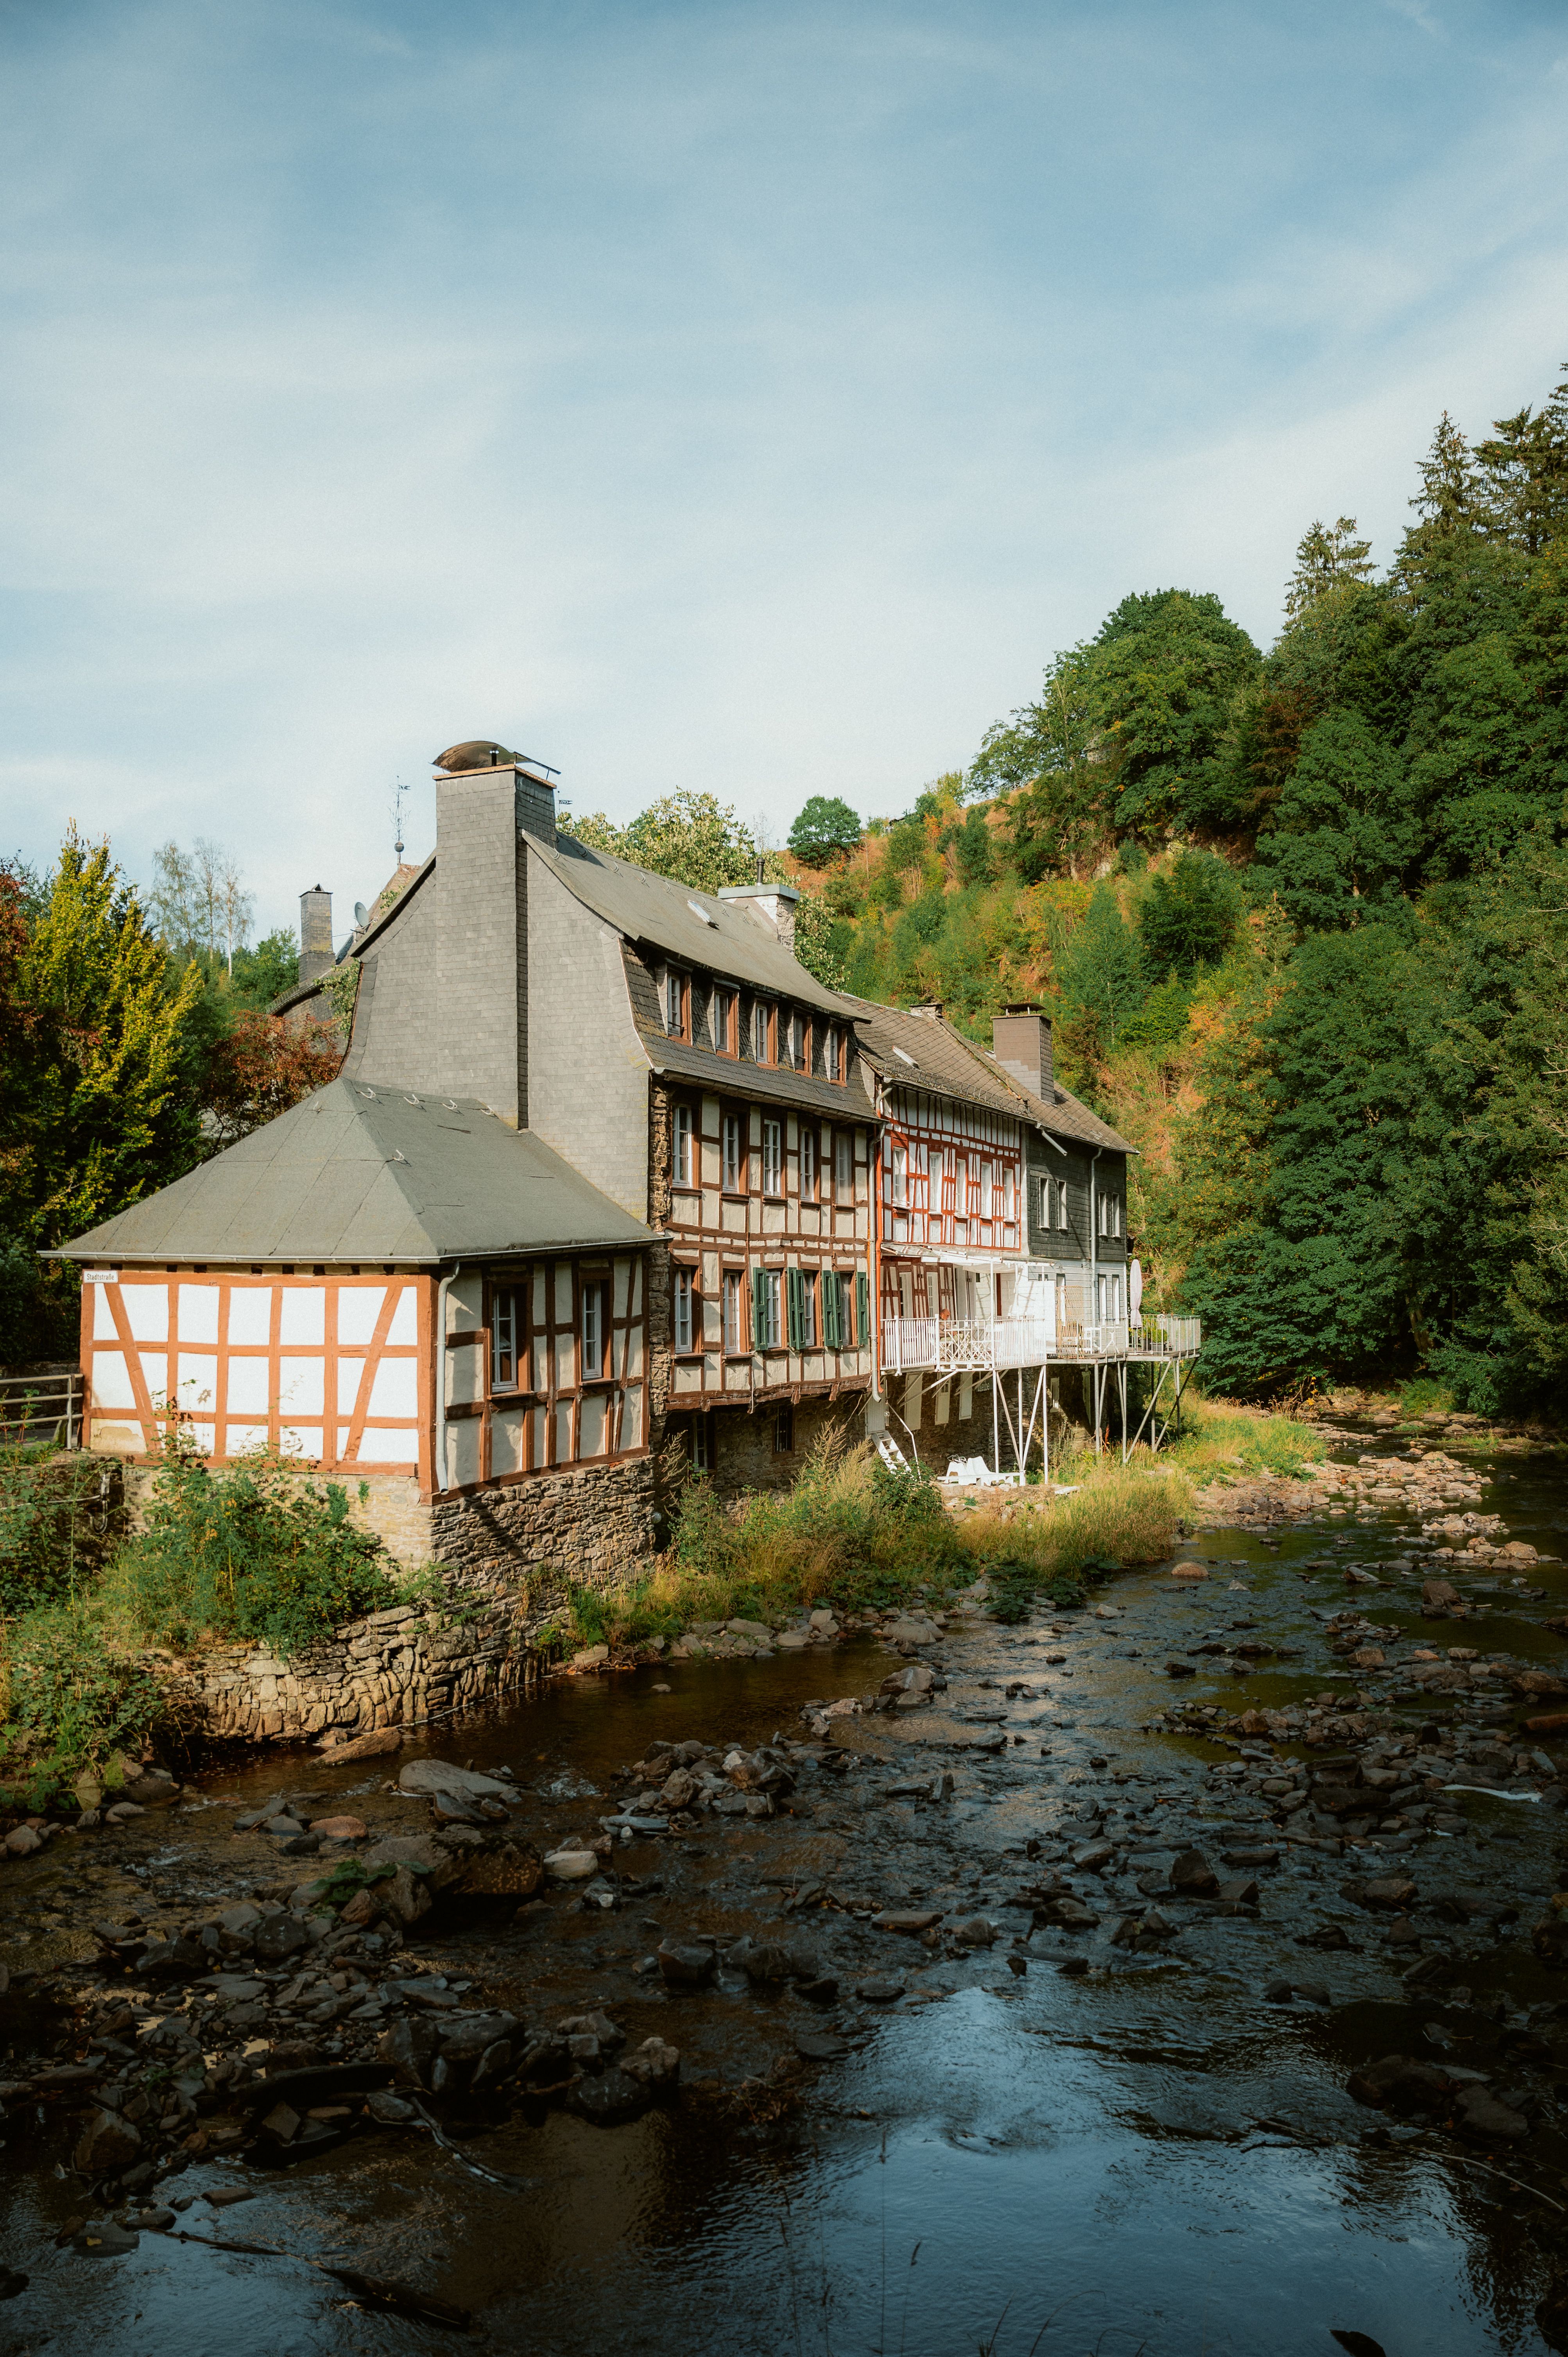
[392,778,407,863]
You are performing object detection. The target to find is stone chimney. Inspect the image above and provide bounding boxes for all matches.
[299,887,334,985]
[717,880,800,954]
[992,1003,1054,1101]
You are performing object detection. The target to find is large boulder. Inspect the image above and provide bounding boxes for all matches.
[399,1760,514,1803]
[73,2108,142,2174]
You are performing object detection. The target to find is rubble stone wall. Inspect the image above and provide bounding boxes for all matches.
[151,1457,659,1751]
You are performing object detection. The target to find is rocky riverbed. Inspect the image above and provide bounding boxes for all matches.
[10,1423,1568,2353]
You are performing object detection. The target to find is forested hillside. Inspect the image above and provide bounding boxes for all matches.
[580,366,1568,1412]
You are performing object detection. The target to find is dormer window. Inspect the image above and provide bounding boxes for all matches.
[752,1000,774,1063]
[824,1024,842,1083]
[715,985,738,1056]
[664,969,688,1039]
[788,1010,805,1069]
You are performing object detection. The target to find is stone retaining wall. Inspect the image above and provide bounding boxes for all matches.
[149,1458,660,1751]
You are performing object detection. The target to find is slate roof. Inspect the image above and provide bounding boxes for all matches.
[532,832,854,1016]
[842,996,1135,1156]
[642,1034,875,1120]
[52,1078,651,1265]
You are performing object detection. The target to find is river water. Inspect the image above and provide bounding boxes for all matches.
[7,1423,1568,2356]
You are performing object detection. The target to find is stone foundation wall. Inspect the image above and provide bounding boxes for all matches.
[146,1458,659,1752]
[705,1397,864,1495]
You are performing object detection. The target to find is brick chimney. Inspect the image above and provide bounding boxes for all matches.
[299,887,334,985]
[992,1003,1054,1101]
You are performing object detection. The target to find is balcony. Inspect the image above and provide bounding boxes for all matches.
[879,1313,1200,1375]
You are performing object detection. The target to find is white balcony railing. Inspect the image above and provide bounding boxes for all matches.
[878,1312,1201,1375]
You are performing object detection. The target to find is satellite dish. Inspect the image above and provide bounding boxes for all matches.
[354,901,369,928]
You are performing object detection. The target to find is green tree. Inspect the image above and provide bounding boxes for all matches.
[1248,707,1421,930]
[1283,516,1376,618]
[1137,851,1243,975]
[1056,884,1146,1049]
[563,789,758,894]
[787,795,862,867]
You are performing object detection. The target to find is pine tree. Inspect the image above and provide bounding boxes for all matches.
[1284,518,1376,618]
[1473,364,1568,556]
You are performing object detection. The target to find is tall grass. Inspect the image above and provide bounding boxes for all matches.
[568,1434,1193,1646]
[1167,1398,1327,1481]
[570,1434,970,1648]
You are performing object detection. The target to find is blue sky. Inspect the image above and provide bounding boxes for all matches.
[3,0,1567,940]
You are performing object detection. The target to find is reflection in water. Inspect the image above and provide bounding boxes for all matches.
[7,1427,1568,2353]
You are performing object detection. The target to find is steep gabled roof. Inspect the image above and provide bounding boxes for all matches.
[843,995,1135,1156]
[53,1078,651,1265]
[530,833,854,1016]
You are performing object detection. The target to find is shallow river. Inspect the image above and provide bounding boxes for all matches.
[8,1422,1568,2356]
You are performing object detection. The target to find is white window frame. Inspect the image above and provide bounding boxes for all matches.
[758,1267,781,1349]
[834,1128,853,1200]
[581,1279,606,1379]
[801,1125,817,1201]
[673,1265,695,1352]
[753,1000,772,1063]
[825,1024,841,1083]
[673,1102,694,1187]
[722,1109,743,1190]
[891,1143,908,1209]
[664,969,685,1036]
[762,1118,783,1197]
[490,1284,518,1392]
[723,1267,744,1355]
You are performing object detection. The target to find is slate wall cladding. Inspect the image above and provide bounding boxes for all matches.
[524,854,652,1219]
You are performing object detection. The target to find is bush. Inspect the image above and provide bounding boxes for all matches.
[0,1595,162,1804]
[109,1439,399,1658]
[0,1446,115,1614]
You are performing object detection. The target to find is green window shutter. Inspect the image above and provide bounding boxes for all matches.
[788,1267,806,1349]
[751,1267,766,1350]
[822,1272,840,1349]
[855,1272,869,1348]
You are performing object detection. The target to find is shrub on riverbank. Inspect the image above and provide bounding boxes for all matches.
[107,1441,400,1656]
[1167,1399,1326,1481]
[0,1444,117,1613]
[0,1595,162,1805]
[569,1434,969,1648]
[960,1464,1191,1620]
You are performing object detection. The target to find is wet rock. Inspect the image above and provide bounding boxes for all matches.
[795,2031,850,2060]
[872,1909,943,1934]
[952,1917,997,1947]
[399,1760,513,1803]
[657,1942,717,1989]
[441,2011,519,2059]
[73,2221,139,2257]
[568,2066,650,2124]
[1218,1877,1260,1906]
[1455,2083,1529,2139]
[443,1840,543,1902]
[1169,1851,1219,1898]
[1423,1580,1461,1608]
[543,1846,599,1882]
[883,1616,940,1647]
[856,1976,905,2002]
[366,2091,419,2123]
[1164,1662,1198,1679]
[1360,1876,1418,1912]
[376,2016,438,2088]
[73,2108,142,2173]
[260,2101,301,2145]
[1347,2054,1453,2112]
[622,2036,681,2088]
[318,1726,404,1763]
[253,1912,309,1963]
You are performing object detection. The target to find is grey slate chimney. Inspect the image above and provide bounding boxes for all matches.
[433,760,557,1127]
[299,887,333,985]
[992,1003,1054,1101]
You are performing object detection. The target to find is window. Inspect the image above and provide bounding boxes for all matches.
[774,1401,795,1453]
[664,969,686,1038]
[785,1265,817,1347]
[800,1126,817,1201]
[1032,1173,1050,1229]
[753,1266,781,1349]
[1097,1191,1122,1240]
[891,1143,908,1208]
[673,1102,694,1187]
[673,1265,695,1352]
[723,1267,745,1354]
[980,1160,994,1218]
[824,1024,842,1083]
[833,1128,853,1200]
[1003,1164,1016,1220]
[722,1109,744,1190]
[491,1285,519,1390]
[762,1118,783,1196]
[955,1157,968,1217]
[581,1279,607,1378]
[690,1411,714,1473]
[753,1000,772,1063]
[788,1009,804,1068]
[715,986,738,1055]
